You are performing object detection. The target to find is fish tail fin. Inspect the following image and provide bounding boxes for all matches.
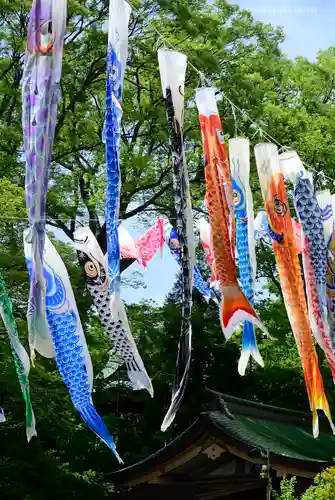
[125,362,154,398]
[27,309,49,366]
[307,356,335,437]
[312,403,335,438]
[312,409,319,438]
[161,370,190,432]
[77,403,123,464]
[26,408,37,442]
[161,409,176,433]
[220,284,268,340]
[238,321,264,376]
[161,386,183,433]
[24,388,37,442]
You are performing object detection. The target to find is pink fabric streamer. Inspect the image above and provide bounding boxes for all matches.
[135,218,166,268]
[119,226,138,260]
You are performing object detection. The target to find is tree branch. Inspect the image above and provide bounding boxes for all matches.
[46,218,74,240]
[123,182,172,220]
[126,165,172,198]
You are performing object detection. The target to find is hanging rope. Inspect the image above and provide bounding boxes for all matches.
[127,0,335,187]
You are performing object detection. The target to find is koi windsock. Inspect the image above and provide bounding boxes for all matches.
[24,232,123,463]
[103,0,138,397]
[280,152,335,381]
[104,0,131,293]
[256,143,334,437]
[158,49,195,432]
[0,273,36,441]
[229,138,264,375]
[280,152,327,316]
[22,0,67,362]
[195,87,267,340]
[74,227,153,396]
[163,219,217,303]
[254,209,304,254]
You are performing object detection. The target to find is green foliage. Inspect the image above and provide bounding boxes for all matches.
[274,468,335,500]
[302,468,335,500]
[273,477,298,500]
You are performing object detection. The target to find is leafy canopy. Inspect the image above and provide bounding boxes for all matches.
[0,0,335,498]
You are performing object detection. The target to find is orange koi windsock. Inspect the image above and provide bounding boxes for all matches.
[280,154,335,383]
[256,142,334,437]
[195,87,268,340]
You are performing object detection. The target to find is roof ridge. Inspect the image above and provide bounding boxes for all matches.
[204,389,324,422]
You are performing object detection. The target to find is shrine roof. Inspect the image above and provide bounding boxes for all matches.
[207,390,335,463]
[109,389,335,485]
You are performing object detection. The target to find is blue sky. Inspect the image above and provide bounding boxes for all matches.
[237,0,334,60]
[53,0,333,306]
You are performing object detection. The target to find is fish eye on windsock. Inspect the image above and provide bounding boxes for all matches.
[232,189,240,206]
[273,194,287,216]
[84,261,98,277]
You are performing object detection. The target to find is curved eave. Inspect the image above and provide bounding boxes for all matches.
[108,413,333,485]
[109,414,213,485]
[208,416,334,479]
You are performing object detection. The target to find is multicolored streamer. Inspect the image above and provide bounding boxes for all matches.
[22,0,67,362]
[254,209,304,254]
[229,138,264,375]
[256,143,333,437]
[280,152,335,379]
[0,273,36,441]
[163,219,217,303]
[281,152,328,316]
[24,232,123,463]
[195,87,267,340]
[73,227,153,396]
[158,49,195,431]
